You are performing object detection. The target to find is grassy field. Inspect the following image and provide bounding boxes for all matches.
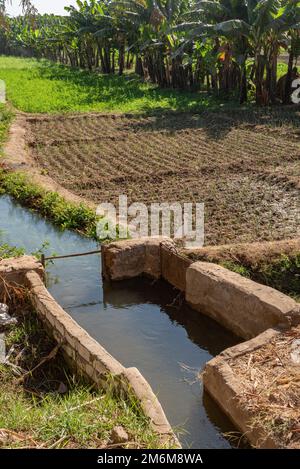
[0,56,288,115]
[25,108,300,246]
[0,56,228,114]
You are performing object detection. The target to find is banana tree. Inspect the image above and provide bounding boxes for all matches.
[174,0,300,104]
[115,0,193,87]
[172,1,253,100]
[215,0,300,104]
[0,0,37,15]
[281,1,300,102]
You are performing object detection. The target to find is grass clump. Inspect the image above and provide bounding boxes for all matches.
[220,261,251,279]
[0,170,99,239]
[222,254,300,302]
[0,243,25,259]
[0,292,161,449]
[0,104,13,155]
[251,254,300,302]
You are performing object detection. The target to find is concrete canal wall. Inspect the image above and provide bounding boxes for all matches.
[0,256,179,448]
[102,237,300,448]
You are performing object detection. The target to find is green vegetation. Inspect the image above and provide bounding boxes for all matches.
[220,261,252,279]
[0,243,25,259]
[1,1,299,106]
[222,254,300,302]
[0,299,161,449]
[0,56,224,114]
[0,170,99,238]
[0,104,13,154]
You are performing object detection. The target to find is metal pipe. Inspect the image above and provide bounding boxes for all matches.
[42,249,101,264]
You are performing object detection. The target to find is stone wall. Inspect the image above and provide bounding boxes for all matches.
[101,237,300,448]
[0,257,179,448]
[102,237,169,281]
[185,262,299,339]
[202,328,282,448]
[102,238,300,340]
[161,244,192,292]
[0,256,44,295]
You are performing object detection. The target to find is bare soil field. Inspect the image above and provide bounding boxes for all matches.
[25,107,300,246]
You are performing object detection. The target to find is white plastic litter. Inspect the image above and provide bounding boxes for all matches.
[290,339,300,365]
[0,333,5,364]
[0,304,17,328]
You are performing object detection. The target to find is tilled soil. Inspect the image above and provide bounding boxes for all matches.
[25,108,300,245]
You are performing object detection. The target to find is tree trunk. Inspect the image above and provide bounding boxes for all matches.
[255,54,267,105]
[135,56,144,77]
[239,61,248,104]
[284,50,294,104]
[118,42,125,76]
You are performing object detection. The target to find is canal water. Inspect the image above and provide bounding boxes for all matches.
[0,195,240,448]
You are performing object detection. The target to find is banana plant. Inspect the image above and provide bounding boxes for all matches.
[0,0,37,15]
[174,0,300,103]
[1,0,300,105]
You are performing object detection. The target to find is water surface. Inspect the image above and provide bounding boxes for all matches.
[0,195,239,448]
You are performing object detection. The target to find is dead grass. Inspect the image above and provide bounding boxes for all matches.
[229,328,300,448]
[24,107,300,246]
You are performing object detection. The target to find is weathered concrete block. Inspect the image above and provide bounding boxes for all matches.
[102,237,173,281]
[186,262,299,339]
[0,256,44,293]
[203,328,281,448]
[120,367,180,448]
[64,343,76,361]
[161,245,192,291]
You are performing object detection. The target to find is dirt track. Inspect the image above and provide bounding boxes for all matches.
[25,107,300,246]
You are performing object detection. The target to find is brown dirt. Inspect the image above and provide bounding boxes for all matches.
[229,327,300,449]
[15,107,300,245]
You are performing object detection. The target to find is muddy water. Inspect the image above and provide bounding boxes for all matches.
[0,195,240,448]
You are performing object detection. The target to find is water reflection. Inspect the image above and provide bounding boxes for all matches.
[0,195,240,448]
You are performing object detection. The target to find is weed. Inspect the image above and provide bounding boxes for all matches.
[221,261,251,278]
[0,170,100,240]
[222,254,300,301]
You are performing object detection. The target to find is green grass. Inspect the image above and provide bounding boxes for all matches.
[0,368,160,448]
[0,308,161,449]
[0,170,100,239]
[0,56,291,114]
[0,103,13,155]
[0,56,235,114]
[222,254,300,302]
[0,242,25,258]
